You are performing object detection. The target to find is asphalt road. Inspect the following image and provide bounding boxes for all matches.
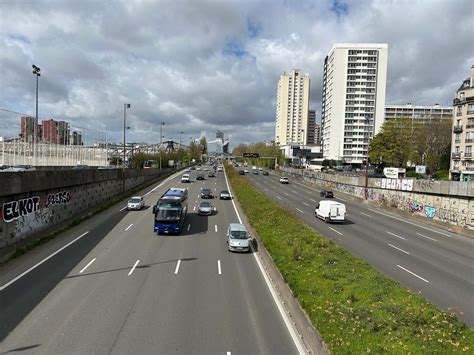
[244,169,474,327]
[0,168,302,354]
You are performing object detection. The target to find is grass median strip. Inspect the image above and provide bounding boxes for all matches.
[226,165,473,353]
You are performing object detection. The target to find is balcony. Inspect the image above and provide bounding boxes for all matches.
[464,153,472,159]
[466,139,473,143]
[452,152,461,160]
[453,125,463,133]
[455,139,461,144]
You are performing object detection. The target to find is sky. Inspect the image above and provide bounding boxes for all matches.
[0,0,473,150]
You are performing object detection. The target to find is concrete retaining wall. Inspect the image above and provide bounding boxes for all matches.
[0,169,172,250]
[281,168,474,230]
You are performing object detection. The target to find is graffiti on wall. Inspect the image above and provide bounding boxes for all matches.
[45,191,72,207]
[407,200,437,218]
[0,196,41,223]
[381,178,413,191]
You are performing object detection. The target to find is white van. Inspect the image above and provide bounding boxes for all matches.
[315,200,346,223]
[181,174,190,183]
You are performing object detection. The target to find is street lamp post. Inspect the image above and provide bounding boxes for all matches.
[123,103,131,191]
[32,65,41,166]
[159,122,165,170]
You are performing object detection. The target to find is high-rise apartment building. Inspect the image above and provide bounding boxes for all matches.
[450,65,474,181]
[385,103,453,123]
[320,43,388,164]
[42,119,70,144]
[20,116,36,143]
[307,110,316,144]
[275,69,310,145]
[70,131,82,145]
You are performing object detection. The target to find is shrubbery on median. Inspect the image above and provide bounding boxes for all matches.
[225,164,473,353]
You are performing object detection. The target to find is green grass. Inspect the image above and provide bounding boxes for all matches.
[225,164,474,353]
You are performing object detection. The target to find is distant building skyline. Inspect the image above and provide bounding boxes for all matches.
[385,103,453,123]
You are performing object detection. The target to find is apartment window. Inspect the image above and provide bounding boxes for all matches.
[466,146,472,156]
[459,92,465,100]
[468,104,474,114]
[456,106,462,116]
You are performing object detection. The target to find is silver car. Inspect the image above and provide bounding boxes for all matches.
[226,223,251,252]
[198,201,215,215]
[127,196,144,210]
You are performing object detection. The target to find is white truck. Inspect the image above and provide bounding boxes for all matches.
[315,200,346,223]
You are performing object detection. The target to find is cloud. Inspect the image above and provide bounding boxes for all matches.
[0,0,472,151]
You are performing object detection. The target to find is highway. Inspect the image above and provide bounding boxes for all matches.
[244,169,474,327]
[0,168,302,354]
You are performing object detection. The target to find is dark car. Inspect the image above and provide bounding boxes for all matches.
[208,171,215,177]
[262,171,269,176]
[239,170,245,175]
[201,188,213,199]
[196,173,205,180]
[320,190,334,198]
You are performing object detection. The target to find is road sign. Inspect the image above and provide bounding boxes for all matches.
[242,153,259,158]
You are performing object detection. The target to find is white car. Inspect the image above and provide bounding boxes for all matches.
[181,174,190,183]
[279,177,289,184]
[184,167,191,172]
[226,223,251,252]
[217,166,224,172]
[127,196,144,210]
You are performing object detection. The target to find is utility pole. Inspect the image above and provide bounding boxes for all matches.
[32,65,41,166]
[159,122,164,170]
[123,103,131,192]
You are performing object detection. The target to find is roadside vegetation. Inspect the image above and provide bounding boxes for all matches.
[226,164,473,353]
[231,142,285,168]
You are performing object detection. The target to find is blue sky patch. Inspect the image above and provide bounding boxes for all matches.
[223,41,247,58]
[330,0,349,17]
[4,32,30,44]
[246,18,261,38]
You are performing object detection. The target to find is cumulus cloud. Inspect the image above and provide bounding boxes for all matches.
[0,0,472,148]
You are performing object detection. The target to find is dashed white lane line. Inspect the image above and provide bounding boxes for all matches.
[264,188,268,191]
[0,231,90,291]
[296,208,304,213]
[291,189,298,194]
[284,192,289,196]
[329,227,343,236]
[125,223,133,231]
[360,212,372,217]
[79,258,96,274]
[276,196,282,200]
[148,205,153,210]
[226,352,231,355]
[174,259,181,274]
[302,202,309,207]
[128,260,140,276]
[214,225,218,233]
[193,206,196,211]
[416,232,437,242]
[217,260,222,275]
[119,206,127,211]
[387,231,406,240]
[397,265,430,283]
[187,224,191,232]
[310,198,317,203]
[388,243,410,255]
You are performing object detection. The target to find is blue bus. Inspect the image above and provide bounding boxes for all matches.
[153,188,188,234]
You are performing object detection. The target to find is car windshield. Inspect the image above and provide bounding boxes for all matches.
[221,191,229,195]
[230,230,247,239]
[202,189,210,193]
[129,198,141,203]
[199,202,211,208]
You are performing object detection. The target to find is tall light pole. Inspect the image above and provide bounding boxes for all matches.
[32,65,41,166]
[159,122,165,170]
[123,103,131,191]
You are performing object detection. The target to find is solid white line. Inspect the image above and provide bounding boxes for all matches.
[329,227,343,236]
[125,223,133,231]
[174,259,181,274]
[222,167,306,354]
[119,206,127,211]
[360,212,372,217]
[296,208,304,213]
[397,264,430,283]
[388,243,410,255]
[79,258,96,274]
[276,196,282,200]
[187,224,191,232]
[0,231,90,291]
[416,232,437,242]
[310,198,317,203]
[335,197,346,202]
[128,260,140,276]
[368,208,453,238]
[387,231,406,240]
[302,202,309,207]
[218,260,222,275]
[215,225,218,233]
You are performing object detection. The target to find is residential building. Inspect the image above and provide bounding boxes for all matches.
[275,69,310,145]
[42,119,70,145]
[385,103,453,123]
[307,110,316,144]
[320,43,388,165]
[315,122,321,145]
[20,116,39,143]
[450,65,474,181]
[70,131,82,145]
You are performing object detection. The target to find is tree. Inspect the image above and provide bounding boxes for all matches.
[199,137,207,155]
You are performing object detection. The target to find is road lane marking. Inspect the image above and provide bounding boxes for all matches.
[284,192,289,196]
[0,231,90,291]
[416,232,437,242]
[193,206,196,211]
[329,227,343,236]
[128,260,140,276]
[148,205,153,210]
[215,225,218,232]
[223,166,306,354]
[264,188,268,191]
[368,208,453,237]
[310,198,317,203]
[79,258,96,274]
[302,202,309,207]
[218,260,222,275]
[125,223,133,231]
[388,244,410,255]
[397,265,429,283]
[360,212,372,217]
[227,352,231,355]
[336,197,346,202]
[174,259,181,274]
[119,206,127,211]
[387,231,406,240]
[296,208,304,213]
[145,172,181,195]
[187,224,191,232]
[291,189,298,194]
[276,196,282,200]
